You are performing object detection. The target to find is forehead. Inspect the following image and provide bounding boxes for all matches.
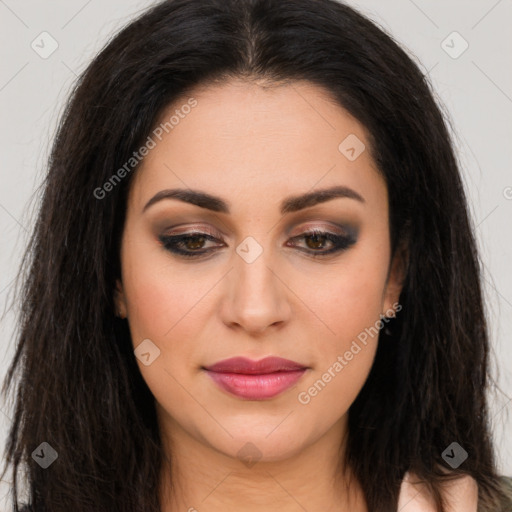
[128,79,385,214]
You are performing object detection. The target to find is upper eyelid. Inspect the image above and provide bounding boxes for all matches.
[163,227,346,236]
[159,229,350,245]
[161,223,353,238]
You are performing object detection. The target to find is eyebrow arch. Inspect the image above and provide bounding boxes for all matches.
[142,185,365,215]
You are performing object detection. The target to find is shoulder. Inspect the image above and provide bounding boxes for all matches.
[498,475,512,509]
[398,471,479,512]
[499,474,512,490]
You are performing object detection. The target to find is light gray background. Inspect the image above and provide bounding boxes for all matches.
[1,0,511,508]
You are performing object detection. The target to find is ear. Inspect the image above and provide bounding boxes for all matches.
[114,279,128,319]
[382,243,408,317]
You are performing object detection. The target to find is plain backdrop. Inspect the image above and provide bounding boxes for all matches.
[1,0,511,508]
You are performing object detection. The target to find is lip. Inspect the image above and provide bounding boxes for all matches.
[203,357,308,400]
[204,356,307,374]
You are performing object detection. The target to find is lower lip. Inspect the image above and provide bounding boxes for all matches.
[205,369,307,400]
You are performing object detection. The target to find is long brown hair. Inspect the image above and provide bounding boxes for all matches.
[1,0,510,510]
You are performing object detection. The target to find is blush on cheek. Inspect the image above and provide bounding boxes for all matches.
[124,278,177,341]
[307,284,386,350]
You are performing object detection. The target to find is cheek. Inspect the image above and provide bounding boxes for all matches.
[120,236,210,343]
[294,278,382,425]
[120,239,223,395]
[124,273,195,341]
[296,340,376,430]
[294,253,389,350]
[120,253,210,423]
[292,249,389,414]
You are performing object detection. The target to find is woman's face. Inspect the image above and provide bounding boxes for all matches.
[115,79,403,464]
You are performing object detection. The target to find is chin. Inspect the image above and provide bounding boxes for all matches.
[210,424,310,464]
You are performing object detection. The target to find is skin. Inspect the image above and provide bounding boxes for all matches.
[115,78,405,512]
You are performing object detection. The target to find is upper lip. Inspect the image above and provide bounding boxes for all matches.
[203,356,307,374]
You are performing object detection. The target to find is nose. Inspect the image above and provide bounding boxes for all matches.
[219,243,291,335]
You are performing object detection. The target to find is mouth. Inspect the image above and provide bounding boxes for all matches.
[202,356,309,400]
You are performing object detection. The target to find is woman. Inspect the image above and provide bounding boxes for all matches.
[1,0,511,510]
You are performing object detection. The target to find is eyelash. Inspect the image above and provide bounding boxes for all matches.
[158,228,356,259]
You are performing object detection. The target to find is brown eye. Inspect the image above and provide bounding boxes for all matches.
[159,231,225,258]
[182,234,208,250]
[304,232,329,250]
[287,229,357,257]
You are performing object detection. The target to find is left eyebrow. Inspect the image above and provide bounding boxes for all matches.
[142,185,365,215]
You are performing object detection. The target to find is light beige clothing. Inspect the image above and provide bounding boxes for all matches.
[398,472,478,511]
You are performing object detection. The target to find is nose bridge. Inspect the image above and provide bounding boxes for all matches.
[234,234,279,305]
[223,234,289,332]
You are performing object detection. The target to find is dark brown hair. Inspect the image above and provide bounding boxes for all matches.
[1,0,510,510]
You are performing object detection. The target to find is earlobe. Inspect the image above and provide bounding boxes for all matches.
[114,279,128,319]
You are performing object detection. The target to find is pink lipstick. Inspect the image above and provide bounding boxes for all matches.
[203,356,308,400]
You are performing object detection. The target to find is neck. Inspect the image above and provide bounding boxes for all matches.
[157,410,367,512]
